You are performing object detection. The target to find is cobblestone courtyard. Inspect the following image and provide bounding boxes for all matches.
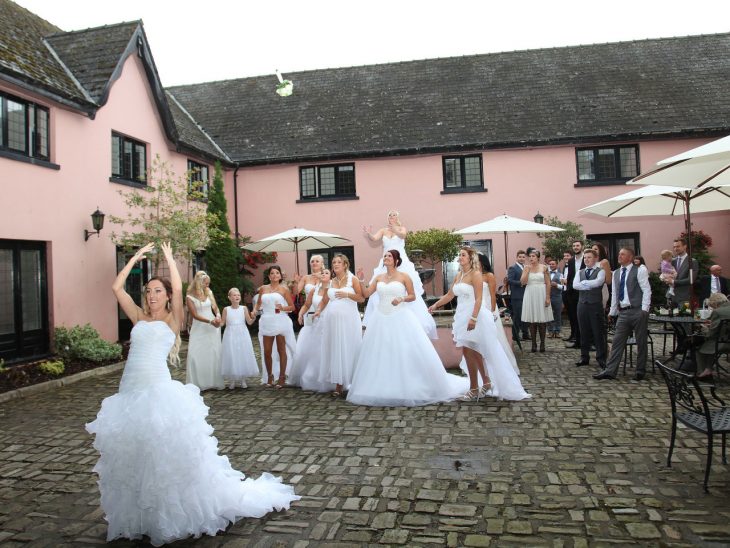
[1,335,729,547]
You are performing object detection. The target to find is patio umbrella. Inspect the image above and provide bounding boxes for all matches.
[242,227,350,275]
[454,214,565,272]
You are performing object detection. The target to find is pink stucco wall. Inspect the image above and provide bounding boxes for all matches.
[232,140,729,293]
[1,54,213,344]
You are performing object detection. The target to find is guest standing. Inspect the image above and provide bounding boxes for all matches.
[594,247,652,381]
[220,288,258,389]
[547,258,564,338]
[666,238,699,305]
[86,243,299,546]
[313,254,364,397]
[507,250,529,341]
[574,249,607,368]
[565,240,586,348]
[186,271,224,391]
[696,264,729,303]
[252,266,296,389]
[520,250,553,352]
[695,293,730,380]
[592,242,613,311]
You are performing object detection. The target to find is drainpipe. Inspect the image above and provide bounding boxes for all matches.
[233,166,240,239]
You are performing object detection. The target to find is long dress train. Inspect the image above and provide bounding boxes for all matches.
[348,281,468,406]
[362,234,437,339]
[86,321,300,546]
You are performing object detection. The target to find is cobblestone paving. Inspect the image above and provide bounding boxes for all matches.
[1,333,729,547]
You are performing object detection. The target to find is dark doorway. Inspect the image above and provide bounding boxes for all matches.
[116,247,150,341]
[587,232,641,269]
[0,240,49,363]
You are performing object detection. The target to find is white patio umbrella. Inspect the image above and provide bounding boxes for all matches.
[454,214,565,272]
[242,227,350,274]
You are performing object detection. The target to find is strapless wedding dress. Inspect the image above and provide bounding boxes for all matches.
[362,234,437,339]
[347,281,468,406]
[86,321,299,546]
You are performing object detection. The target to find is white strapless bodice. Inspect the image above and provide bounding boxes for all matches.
[261,292,286,314]
[119,321,174,392]
[376,281,407,315]
[382,234,407,254]
[304,283,317,296]
[453,282,476,302]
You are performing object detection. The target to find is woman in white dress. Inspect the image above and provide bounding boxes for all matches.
[362,211,437,339]
[460,253,519,379]
[288,269,331,388]
[186,271,224,391]
[86,242,299,546]
[313,254,364,397]
[295,254,325,300]
[348,250,469,407]
[252,266,296,389]
[220,288,258,388]
[520,249,553,352]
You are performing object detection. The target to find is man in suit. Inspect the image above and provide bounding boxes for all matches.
[594,247,652,381]
[547,258,564,338]
[574,249,607,368]
[507,250,529,341]
[696,293,730,379]
[666,238,699,305]
[564,240,586,348]
[696,264,729,303]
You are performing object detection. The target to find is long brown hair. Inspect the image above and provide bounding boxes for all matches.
[143,277,180,367]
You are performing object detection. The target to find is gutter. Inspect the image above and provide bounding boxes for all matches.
[233,166,240,239]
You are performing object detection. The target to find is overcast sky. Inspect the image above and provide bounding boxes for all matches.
[13,0,730,87]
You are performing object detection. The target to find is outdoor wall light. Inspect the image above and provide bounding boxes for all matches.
[533,211,544,224]
[84,208,105,241]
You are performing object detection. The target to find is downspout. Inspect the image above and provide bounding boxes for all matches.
[233,166,240,239]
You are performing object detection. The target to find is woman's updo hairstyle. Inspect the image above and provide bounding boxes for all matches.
[387,249,403,267]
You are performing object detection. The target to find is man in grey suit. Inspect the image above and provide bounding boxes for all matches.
[507,250,529,341]
[666,238,699,304]
[574,250,606,368]
[594,247,652,381]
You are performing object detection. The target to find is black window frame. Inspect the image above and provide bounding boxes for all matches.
[575,144,640,187]
[306,246,356,275]
[110,132,147,186]
[297,163,358,202]
[441,154,486,194]
[187,159,210,201]
[0,91,50,162]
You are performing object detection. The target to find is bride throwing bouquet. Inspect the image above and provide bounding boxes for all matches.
[347,250,468,407]
[362,210,437,339]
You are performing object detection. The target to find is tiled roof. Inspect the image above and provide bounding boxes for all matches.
[168,33,730,165]
[46,21,139,104]
[0,0,92,108]
[166,91,231,162]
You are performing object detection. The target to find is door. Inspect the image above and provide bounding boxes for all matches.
[116,247,149,341]
[0,240,49,363]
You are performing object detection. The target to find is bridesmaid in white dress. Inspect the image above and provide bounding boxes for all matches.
[220,288,258,389]
[313,254,364,397]
[520,249,553,352]
[295,254,325,302]
[459,253,519,380]
[252,266,296,389]
[362,211,437,339]
[87,243,299,546]
[185,271,224,391]
[348,250,469,406]
[288,269,331,388]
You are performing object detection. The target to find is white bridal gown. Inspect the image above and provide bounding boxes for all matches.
[185,295,224,390]
[362,234,437,339]
[453,281,531,401]
[86,321,300,546]
[348,281,469,406]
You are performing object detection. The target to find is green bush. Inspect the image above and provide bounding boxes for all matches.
[55,324,122,363]
[38,360,65,376]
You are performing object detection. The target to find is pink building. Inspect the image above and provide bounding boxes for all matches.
[1,0,729,362]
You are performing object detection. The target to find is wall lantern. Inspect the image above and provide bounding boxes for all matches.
[84,208,105,241]
[533,211,544,224]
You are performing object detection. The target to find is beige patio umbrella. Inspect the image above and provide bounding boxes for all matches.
[454,214,565,272]
[242,227,350,275]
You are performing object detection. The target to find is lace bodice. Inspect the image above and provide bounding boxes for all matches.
[376,281,407,315]
[526,271,545,285]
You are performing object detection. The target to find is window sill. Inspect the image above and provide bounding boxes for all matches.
[109,176,147,188]
[296,195,359,203]
[574,180,631,188]
[0,149,59,170]
[441,187,487,195]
